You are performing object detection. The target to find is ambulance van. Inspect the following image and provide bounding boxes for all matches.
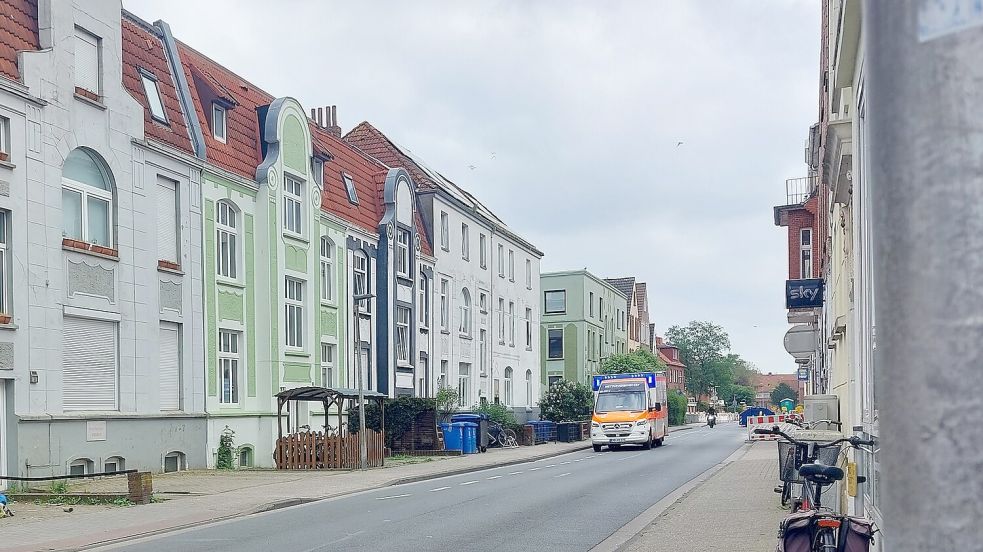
[590,372,668,451]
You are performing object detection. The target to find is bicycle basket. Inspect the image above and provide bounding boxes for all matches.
[778,440,799,483]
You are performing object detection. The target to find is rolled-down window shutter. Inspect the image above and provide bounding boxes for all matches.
[159,323,181,411]
[156,178,178,262]
[63,317,117,411]
[74,29,100,94]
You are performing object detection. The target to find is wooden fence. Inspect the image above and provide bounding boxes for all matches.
[274,430,385,470]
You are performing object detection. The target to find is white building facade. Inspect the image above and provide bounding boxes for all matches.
[0,1,207,481]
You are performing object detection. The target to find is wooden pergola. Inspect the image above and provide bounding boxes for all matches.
[274,386,387,469]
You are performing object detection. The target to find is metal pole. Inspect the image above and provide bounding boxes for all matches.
[867,4,983,550]
[354,298,367,471]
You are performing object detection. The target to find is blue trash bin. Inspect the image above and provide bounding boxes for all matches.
[442,422,463,451]
[460,422,479,454]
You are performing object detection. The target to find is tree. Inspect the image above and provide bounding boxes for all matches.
[538,380,594,422]
[770,382,798,406]
[665,321,731,400]
[435,386,459,423]
[216,426,236,470]
[598,349,666,375]
[721,384,755,406]
[667,389,688,426]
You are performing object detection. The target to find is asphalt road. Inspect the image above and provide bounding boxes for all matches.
[98,423,746,552]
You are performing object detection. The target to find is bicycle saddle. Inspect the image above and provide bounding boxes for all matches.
[798,463,844,484]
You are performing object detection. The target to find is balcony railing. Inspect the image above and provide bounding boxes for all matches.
[785,176,818,206]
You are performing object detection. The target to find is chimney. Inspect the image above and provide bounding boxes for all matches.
[327,105,341,138]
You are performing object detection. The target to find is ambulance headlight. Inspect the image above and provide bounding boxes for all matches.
[636,419,648,426]
[591,422,600,428]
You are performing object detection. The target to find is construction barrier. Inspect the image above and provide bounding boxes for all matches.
[746,414,794,441]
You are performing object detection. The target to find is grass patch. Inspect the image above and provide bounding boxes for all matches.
[32,495,132,507]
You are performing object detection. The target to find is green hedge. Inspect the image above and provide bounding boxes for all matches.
[668,390,688,426]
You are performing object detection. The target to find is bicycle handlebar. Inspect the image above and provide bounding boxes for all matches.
[753,425,875,448]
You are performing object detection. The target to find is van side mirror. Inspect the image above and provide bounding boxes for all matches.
[654,403,662,412]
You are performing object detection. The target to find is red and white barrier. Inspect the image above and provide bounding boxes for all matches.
[746,414,792,441]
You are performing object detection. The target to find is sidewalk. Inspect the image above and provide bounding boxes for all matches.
[1,440,593,552]
[624,441,787,551]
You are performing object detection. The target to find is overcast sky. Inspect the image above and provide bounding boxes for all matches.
[125,0,819,374]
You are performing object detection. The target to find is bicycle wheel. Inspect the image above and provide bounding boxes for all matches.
[781,481,791,507]
[816,528,837,552]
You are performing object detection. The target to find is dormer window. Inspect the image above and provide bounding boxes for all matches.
[212,104,227,143]
[139,70,167,123]
[342,172,358,204]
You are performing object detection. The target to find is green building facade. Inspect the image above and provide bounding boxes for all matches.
[540,271,629,387]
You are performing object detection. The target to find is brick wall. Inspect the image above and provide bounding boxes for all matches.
[784,195,819,279]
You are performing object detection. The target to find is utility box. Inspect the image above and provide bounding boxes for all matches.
[803,394,839,429]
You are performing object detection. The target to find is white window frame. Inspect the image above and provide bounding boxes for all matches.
[525,307,532,350]
[508,250,515,281]
[63,170,113,248]
[218,329,241,405]
[440,212,449,251]
[212,104,227,143]
[458,363,472,407]
[439,278,449,331]
[509,301,515,347]
[140,72,167,123]
[418,274,429,328]
[525,259,532,289]
[479,329,487,376]
[525,369,533,407]
[216,201,239,280]
[460,288,472,336]
[396,228,410,278]
[321,342,336,387]
[0,116,10,157]
[497,244,504,277]
[353,252,371,313]
[504,367,513,406]
[479,292,488,314]
[74,28,100,95]
[461,223,469,261]
[800,228,813,279]
[498,297,505,344]
[0,211,7,314]
[343,172,359,204]
[156,177,179,263]
[284,277,304,349]
[320,236,334,303]
[282,175,303,237]
[396,306,410,365]
[439,360,448,389]
[479,233,487,268]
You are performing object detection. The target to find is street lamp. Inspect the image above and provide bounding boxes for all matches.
[353,292,375,471]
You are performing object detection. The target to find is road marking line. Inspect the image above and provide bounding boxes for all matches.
[529,467,541,471]
[615,453,643,462]
[561,461,571,464]
[460,480,478,486]
[486,475,502,480]
[555,472,571,478]
[508,471,523,475]
[429,487,450,492]
[545,464,556,468]
[376,494,411,500]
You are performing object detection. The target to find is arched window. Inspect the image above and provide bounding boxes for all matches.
[238,446,253,468]
[62,148,113,247]
[320,236,334,301]
[525,369,533,407]
[215,200,239,279]
[459,288,471,336]
[69,457,93,476]
[104,456,125,473]
[164,451,186,473]
[504,367,513,406]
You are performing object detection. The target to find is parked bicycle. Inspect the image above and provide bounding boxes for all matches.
[774,419,843,507]
[487,422,518,448]
[754,426,877,551]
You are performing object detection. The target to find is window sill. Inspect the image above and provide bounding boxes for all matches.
[548,357,564,361]
[320,300,338,308]
[282,232,308,245]
[158,260,183,275]
[0,160,14,171]
[420,326,430,333]
[284,350,310,358]
[0,319,17,331]
[459,334,473,341]
[217,278,246,289]
[62,239,119,260]
[74,89,106,110]
[526,347,533,352]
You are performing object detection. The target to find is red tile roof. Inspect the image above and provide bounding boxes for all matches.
[657,345,685,368]
[176,41,273,180]
[0,0,38,82]
[120,15,194,155]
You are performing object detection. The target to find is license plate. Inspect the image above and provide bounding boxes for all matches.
[609,438,626,443]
